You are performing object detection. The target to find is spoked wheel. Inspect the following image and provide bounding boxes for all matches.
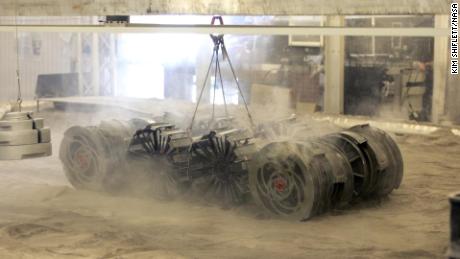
[129,123,190,199]
[60,119,149,192]
[249,142,320,221]
[255,158,312,217]
[191,130,253,206]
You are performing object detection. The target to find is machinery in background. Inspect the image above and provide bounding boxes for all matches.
[344,57,433,122]
[35,73,80,98]
[0,112,52,160]
[344,57,394,117]
[399,66,432,122]
[35,73,80,109]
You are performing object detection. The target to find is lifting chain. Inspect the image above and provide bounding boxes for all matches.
[188,16,254,133]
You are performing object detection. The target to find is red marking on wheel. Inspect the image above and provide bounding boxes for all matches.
[274,177,287,193]
[75,150,90,170]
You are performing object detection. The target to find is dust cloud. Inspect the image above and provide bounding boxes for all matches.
[0,97,459,258]
[51,96,342,205]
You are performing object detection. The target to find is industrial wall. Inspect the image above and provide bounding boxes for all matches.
[0,17,94,102]
[0,15,456,124]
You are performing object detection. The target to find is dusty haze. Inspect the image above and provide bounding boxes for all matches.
[0,99,459,258]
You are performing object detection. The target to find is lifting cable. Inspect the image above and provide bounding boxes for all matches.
[187,16,254,132]
[211,35,220,121]
[216,54,228,116]
[185,16,255,179]
[14,0,23,111]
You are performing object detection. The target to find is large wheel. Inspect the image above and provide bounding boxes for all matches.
[249,142,328,221]
[324,124,404,198]
[249,140,354,221]
[324,131,373,197]
[189,130,254,206]
[60,126,117,191]
[59,119,147,192]
[312,140,355,209]
[349,124,404,196]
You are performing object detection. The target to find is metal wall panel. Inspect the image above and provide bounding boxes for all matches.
[0,17,93,102]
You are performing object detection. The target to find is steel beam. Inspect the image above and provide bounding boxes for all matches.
[0,25,450,37]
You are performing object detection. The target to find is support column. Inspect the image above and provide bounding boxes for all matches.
[432,15,449,123]
[76,33,83,96]
[110,34,117,96]
[91,32,100,96]
[324,15,345,114]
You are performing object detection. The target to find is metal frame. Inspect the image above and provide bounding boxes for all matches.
[0,24,449,37]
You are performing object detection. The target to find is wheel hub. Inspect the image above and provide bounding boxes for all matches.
[273,176,288,193]
[74,148,90,171]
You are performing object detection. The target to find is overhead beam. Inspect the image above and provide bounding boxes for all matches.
[0,0,451,16]
[0,25,450,37]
